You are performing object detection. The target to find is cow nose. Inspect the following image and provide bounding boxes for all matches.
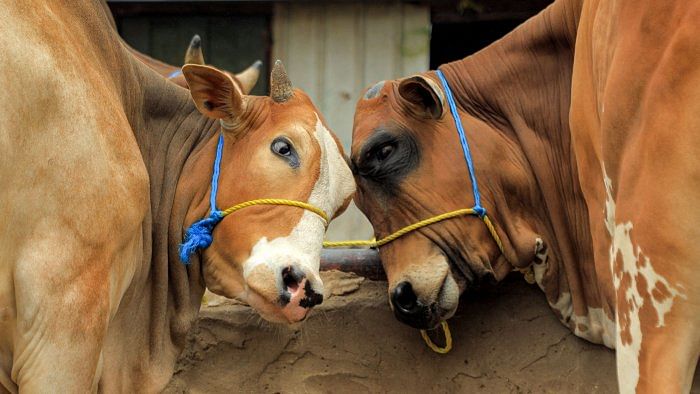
[390,281,435,329]
[281,265,323,309]
[392,281,417,313]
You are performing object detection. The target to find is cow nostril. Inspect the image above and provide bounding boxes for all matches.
[282,266,304,292]
[392,281,417,312]
[300,281,323,308]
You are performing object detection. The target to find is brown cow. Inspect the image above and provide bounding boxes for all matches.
[0,1,354,392]
[351,0,699,392]
[126,34,262,93]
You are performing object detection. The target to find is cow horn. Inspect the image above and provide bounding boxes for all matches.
[184,34,205,65]
[235,60,262,94]
[270,60,293,102]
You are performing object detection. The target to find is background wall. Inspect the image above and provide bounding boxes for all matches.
[272,2,431,241]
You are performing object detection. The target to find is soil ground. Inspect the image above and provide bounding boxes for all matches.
[165,272,699,393]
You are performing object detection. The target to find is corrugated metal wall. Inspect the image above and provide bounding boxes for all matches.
[272,3,431,240]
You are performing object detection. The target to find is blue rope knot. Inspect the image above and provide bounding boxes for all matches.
[179,210,224,264]
[473,206,486,218]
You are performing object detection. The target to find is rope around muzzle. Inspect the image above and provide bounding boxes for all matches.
[179,133,329,264]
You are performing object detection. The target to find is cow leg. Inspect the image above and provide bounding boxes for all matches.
[610,185,700,393]
[614,288,700,394]
[9,237,125,392]
[11,280,109,393]
[636,324,699,394]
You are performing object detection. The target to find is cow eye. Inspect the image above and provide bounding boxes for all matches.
[272,138,292,156]
[376,144,394,161]
[366,142,395,163]
[271,137,300,168]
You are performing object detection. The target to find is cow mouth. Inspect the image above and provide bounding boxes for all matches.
[433,275,458,321]
[431,238,477,290]
[407,278,457,330]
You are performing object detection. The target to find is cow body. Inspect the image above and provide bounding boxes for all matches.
[1,2,152,390]
[0,1,353,392]
[351,0,699,391]
[571,1,700,391]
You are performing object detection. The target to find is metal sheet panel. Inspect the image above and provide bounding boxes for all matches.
[273,3,430,240]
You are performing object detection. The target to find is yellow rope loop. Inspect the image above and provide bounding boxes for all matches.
[220,199,329,226]
[420,321,453,354]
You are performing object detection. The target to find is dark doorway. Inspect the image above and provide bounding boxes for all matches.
[429,0,552,68]
[430,18,526,68]
[108,2,272,95]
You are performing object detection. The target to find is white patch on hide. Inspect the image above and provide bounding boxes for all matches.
[573,307,617,348]
[242,115,355,288]
[534,238,548,264]
[603,169,685,393]
[533,237,548,292]
[551,291,573,322]
[547,291,617,349]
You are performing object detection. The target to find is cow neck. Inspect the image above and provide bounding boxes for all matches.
[120,58,219,386]
[439,0,599,307]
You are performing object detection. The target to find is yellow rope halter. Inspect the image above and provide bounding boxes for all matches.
[220,198,329,225]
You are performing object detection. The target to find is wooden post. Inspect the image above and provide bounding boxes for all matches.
[320,248,385,281]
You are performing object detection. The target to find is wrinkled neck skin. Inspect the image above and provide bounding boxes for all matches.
[104,52,219,390]
[439,0,605,330]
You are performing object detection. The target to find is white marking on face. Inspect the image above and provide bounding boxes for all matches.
[241,114,355,294]
[603,168,685,393]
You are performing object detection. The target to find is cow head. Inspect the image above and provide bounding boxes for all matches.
[180,60,355,324]
[172,34,261,94]
[351,74,545,329]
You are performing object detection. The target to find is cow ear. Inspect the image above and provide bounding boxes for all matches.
[398,75,444,119]
[182,64,243,122]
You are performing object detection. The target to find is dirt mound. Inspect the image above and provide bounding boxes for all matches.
[165,272,698,393]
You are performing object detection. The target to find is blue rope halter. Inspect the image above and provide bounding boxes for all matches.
[436,69,487,219]
[168,69,183,79]
[179,133,226,264]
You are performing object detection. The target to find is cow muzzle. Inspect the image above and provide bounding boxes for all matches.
[245,262,324,324]
[389,272,459,329]
[279,265,323,322]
